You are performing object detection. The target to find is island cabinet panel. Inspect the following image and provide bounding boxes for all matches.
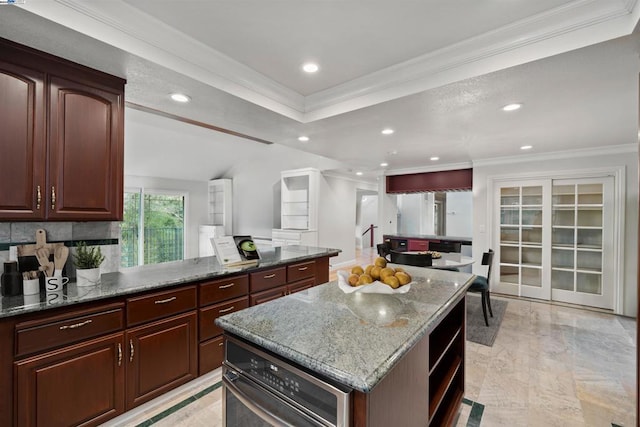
[125,311,197,409]
[250,266,287,293]
[0,60,46,220]
[288,277,315,294]
[352,295,466,427]
[200,274,248,306]
[353,332,429,427]
[126,286,196,327]
[0,38,125,222]
[14,332,125,427]
[428,298,465,426]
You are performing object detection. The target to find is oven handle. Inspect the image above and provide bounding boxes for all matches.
[223,372,325,427]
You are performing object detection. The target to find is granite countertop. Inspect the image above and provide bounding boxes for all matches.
[383,234,472,243]
[0,245,340,319]
[216,266,475,393]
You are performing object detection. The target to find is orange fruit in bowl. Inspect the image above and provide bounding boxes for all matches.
[351,266,364,275]
[348,274,360,286]
[357,274,374,286]
[374,257,387,267]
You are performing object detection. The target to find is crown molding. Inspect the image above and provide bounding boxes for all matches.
[21,0,640,124]
[304,0,639,121]
[472,143,638,167]
[22,0,306,120]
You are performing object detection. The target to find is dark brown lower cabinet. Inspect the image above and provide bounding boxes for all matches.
[14,333,125,427]
[125,311,197,409]
[199,335,225,375]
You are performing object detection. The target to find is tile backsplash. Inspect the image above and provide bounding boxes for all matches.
[0,222,121,278]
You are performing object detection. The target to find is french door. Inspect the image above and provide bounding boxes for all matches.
[494,176,615,310]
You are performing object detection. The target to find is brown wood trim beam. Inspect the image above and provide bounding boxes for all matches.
[125,102,274,145]
[386,168,472,193]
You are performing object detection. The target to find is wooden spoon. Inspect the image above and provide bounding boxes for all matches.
[36,247,54,277]
[54,246,69,275]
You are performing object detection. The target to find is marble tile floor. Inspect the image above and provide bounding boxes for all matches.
[104,294,635,426]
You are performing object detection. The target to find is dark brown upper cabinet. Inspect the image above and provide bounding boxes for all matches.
[0,38,125,221]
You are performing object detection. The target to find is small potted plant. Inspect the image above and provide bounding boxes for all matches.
[73,241,105,287]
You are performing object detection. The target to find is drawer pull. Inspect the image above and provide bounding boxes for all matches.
[219,283,235,289]
[298,266,308,271]
[263,274,276,279]
[130,339,134,362]
[218,342,224,347]
[118,343,122,367]
[59,319,92,330]
[218,306,235,314]
[154,296,177,304]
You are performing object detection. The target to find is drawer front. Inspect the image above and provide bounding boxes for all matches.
[199,296,249,341]
[199,336,225,376]
[15,305,124,357]
[127,286,197,327]
[250,286,287,306]
[250,267,286,293]
[287,260,315,283]
[200,274,248,307]
[408,239,429,251]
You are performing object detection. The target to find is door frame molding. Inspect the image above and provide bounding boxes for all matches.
[486,165,626,314]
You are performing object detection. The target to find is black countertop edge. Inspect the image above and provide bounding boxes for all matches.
[383,234,472,244]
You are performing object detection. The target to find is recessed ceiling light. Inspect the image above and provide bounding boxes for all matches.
[302,63,319,73]
[170,93,191,103]
[380,162,388,167]
[502,103,522,111]
[520,145,533,150]
[430,156,439,161]
[381,128,395,135]
[356,171,363,176]
[298,136,310,142]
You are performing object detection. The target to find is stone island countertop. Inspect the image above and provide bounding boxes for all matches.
[0,245,339,319]
[216,265,475,392]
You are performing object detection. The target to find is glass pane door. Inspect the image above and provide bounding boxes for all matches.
[496,181,549,299]
[551,178,614,309]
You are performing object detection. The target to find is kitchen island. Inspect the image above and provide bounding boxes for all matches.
[217,266,475,426]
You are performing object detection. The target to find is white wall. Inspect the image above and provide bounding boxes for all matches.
[472,146,638,316]
[397,194,423,235]
[446,192,473,237]
[124,175,208,260]
[358,195,378,248]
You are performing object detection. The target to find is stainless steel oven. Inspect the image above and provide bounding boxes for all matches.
[222,336,351,427]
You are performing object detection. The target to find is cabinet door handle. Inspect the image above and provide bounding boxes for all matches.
[263,274,276,279]
[117,343,122,367]
[36,185,41,210]
[129,339,134,362]
[218,306,235,314]
[154,296,177,304]
[51,186,56,210]
[218,341,224,347]
[59,319,92,330]
[219,283,235,289]
[297,266,308,271]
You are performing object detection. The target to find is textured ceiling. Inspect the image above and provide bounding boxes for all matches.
[0,1,638,180]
